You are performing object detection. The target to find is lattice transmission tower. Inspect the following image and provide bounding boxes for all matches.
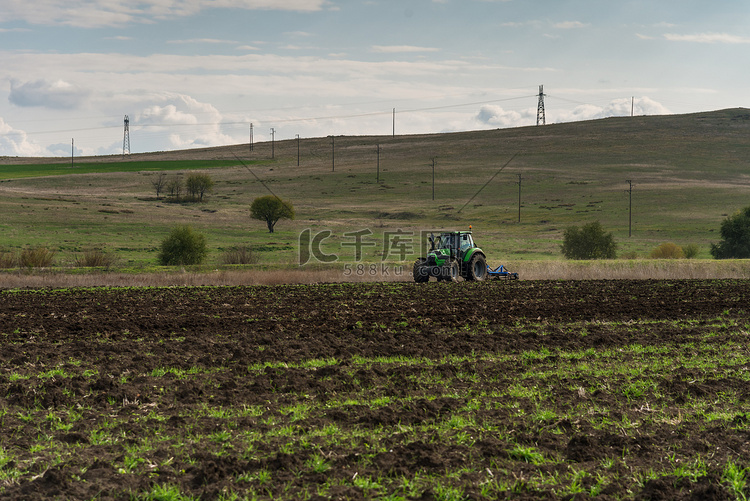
[536,85,546,126]
[123,115,131,155]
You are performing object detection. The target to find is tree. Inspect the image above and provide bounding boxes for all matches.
[186,173,215,202]
[158,225,207,265]
[167,178,183,200]
[561,221,617,260]
[250,195,295,233]
[151,172,168,199]
[710,206,750,259]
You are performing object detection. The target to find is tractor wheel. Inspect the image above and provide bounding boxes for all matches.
[443,259,459,282]
[413,258,429,283]
[465,254,488,281]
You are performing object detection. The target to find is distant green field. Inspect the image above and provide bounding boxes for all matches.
[0,108,749,275]
[0,159,242,179]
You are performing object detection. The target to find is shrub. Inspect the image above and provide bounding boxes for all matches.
[0,252,17,268]
[219,246,259,265]
[74,249,117,269]
[151,172,168,199]
[650,242,684,259]
[561,221,617,260]
[710,207,750,259]
[683,244,699,259]
[620,251,639,260]
[166,178,183,200]
[158,226,208,265]
[19,247,56,268]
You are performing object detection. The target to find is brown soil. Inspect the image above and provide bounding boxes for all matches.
[1,279,749,500]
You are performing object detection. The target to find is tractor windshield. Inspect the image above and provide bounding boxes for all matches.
[460,233,474,251]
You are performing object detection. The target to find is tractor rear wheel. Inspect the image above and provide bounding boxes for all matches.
[465,254,487,281]
[413,258,429,283]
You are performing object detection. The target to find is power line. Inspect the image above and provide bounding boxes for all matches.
[232,153,281,201]
[0,95,537,138]
[458,152,519,213]
[0,90,688,149]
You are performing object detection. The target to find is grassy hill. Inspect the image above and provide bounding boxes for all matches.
[1,108,749,274]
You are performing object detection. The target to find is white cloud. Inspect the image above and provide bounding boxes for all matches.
[554,21,588,29]
[47,141,81,157]
[0,0,331,28]
[8,79,91,109]
[1,50,473,85]
[475,105,534,127]
[554,97,671,122]
[167,38,238,44]
[371,45,441,53]
[475,97,671,130]
[134,93,237,150]
[0,117,45,156]
[664,32,750,44]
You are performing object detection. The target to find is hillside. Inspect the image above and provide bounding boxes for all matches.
[0,108,749,270]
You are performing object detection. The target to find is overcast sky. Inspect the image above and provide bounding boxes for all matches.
[0,0,748,157]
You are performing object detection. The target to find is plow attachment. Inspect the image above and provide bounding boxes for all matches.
[487,264,519,280]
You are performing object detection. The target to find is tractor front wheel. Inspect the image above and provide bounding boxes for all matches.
[443,259,459,282]
[465,254,487,281]
[413,258,429,283]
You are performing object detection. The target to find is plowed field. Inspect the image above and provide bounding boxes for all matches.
[1,280,750,500]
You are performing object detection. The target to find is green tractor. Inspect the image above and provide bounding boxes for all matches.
[413,228,488,282]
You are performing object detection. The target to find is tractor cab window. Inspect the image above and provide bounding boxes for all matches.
[460,234,473,251]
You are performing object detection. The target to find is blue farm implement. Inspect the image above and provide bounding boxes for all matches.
[487,264,519,280]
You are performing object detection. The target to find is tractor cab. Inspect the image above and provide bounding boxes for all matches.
[458,232,474,256]
[430,231,475,260]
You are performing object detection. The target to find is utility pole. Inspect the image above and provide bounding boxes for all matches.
[431,157,436,201]
[626,180,633,237]
[631,97,634,117]
[330,135,335,172]
[270,128,275,159]
[392,108,395,136]
[376,144,380,183]
[71,139,74,167]
[122,115,130,156]
[296,134,300,166]
[250,123,254,152]
[536,85,546,126]
[517,174,522,223]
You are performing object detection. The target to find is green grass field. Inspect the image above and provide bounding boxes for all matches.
[0,159,241,180]
[0,108,748,276]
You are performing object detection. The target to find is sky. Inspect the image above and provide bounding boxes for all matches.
[0,0,748,157]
